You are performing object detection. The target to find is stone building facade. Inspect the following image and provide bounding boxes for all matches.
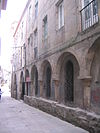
[11,0,100,132]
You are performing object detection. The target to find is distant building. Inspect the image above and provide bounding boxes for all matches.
[11,0,100,132]
[0,0,8,57]
[0,0,7,84]
[0,0,7,10]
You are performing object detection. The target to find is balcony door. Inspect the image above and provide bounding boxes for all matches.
[82,0,98,30]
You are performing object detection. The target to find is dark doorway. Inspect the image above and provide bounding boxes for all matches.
[21,81,25,100]
[25,69,30,96]
[20,72,25,100]
[35,68,38,96]
[64,61,74,103]
[46,67,51,98]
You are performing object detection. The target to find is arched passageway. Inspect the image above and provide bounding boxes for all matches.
[57,52,83,106]
[25,69,30,96]
[46,67,51,98]
[31,66,38,96]
[42,60,52,99]
[64,61,74,102]
[87,37,100,113]
[20,71,25,100]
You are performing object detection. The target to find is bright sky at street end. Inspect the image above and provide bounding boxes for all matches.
[0,0,28,71]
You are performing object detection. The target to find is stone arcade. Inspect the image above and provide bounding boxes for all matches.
[11,0,100,132]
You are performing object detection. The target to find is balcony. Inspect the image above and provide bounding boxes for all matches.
[80,0,99,31]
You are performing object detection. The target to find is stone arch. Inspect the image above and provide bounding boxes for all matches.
[25,69,31,96]
[20,71,25,100]
[57,52,83,107]
[41,60,52,99]
[87,37,100,113]
[57,49,81,77]
[31,65,39,96]
[86,37,100,76]
[14,73,17,99]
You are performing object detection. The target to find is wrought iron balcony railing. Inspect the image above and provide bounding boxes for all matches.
[80,0,99,31]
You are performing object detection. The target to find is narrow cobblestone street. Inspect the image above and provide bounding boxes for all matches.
[0,94,89,133]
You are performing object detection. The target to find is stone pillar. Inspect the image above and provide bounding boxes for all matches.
[31,81,35,96]
[39,80,43,97]
[81,77,91,109]
[19,81,22,99]
[25,82,27,95]
[53,80,59,101]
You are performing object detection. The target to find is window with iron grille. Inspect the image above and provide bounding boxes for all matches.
[34,47,38,59]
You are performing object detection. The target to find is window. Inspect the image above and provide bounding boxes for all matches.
[35,0,38,4]
[34,29,38,47]
[34,29,38,59]
[35,0,38,18]
[30,34,33,46]
[84,0,91,21]
[21,22,24,40]
[43,16,48,39]
[34,47,38,59]
[28,37,30,45]
[58,1,64,29]
[29,5,32,21]
[81,0,98,30]
[93,0,98,16]
[28,34,33,46]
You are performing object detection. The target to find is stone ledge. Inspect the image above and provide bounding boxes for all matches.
[24,95,100,133]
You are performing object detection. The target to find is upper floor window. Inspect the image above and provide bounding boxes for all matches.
[35,0,38,18]
[28,37,30,45]
[30,34,33,46]
[58,0,64,29]
[43,15,48,40]
[28,34,33,46]
[29,5,32,22]
[81,0,98,31]
[34,47,38,59]
[34,29,38,47]
[34,29,38,59]
[21,22,24,40]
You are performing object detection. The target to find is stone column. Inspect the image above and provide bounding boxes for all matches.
[19,81,22,99]
[81,77,91,109]
[39,80,43,97]
[31,80,35,96]
[24,82,26,95]
[53,80,59,101]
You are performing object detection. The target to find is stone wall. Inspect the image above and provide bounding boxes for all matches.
[24,95,100,133]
